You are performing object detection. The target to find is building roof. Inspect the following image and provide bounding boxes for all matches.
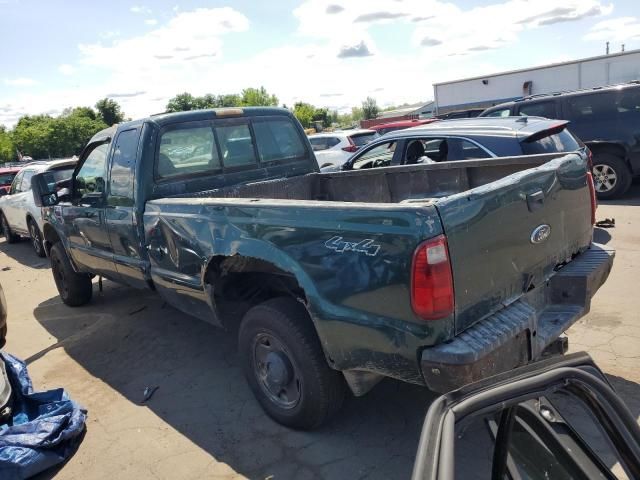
[434,48,640,87]
[377,101,435,119]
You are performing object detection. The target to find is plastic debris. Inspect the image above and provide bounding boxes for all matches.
[595,218,615,228]
[141,386,158,404]
[0,352,87,479]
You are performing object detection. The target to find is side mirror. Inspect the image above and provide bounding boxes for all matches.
[31,172,60,208]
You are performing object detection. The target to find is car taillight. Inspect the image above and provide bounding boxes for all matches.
[586,171,597,225]
[587,148,593,170]
[342,145,358,153]
[411,235,454,321]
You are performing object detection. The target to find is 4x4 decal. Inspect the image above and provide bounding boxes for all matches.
[324,236,381,256]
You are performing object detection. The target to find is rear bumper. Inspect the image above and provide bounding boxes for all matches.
[420,243,614,393]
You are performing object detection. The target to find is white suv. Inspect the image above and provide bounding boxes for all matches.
[308,130,378,169]
[0,159,76,256]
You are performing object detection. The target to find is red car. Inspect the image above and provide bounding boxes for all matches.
[0,167,21,196]
[369,118,438,136]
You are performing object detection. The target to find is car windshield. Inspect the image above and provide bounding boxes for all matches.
[0,173,16,185]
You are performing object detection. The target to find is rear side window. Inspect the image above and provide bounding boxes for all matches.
[215,123,256,168]
[521,128,580,155]
[252,119,306,163]
[565,92,617,121]
[158,126,219,179]
[484,108,511,117]
[518,101,557,119]
[616,88,640,113]
[309,137,339,151]
[350,132,378,147]
[20,170,35,191]
[445,138,492,161]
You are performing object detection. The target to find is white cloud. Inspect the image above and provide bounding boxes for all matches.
[58,64,76,75]
[584,17,640,42]
[4,77,38,87]
[130,5,151,14]
[144,18,158,25]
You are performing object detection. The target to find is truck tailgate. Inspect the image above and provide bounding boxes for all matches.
[434,154,594,334]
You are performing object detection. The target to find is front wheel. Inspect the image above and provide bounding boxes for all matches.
[27,219,45,257]
[238,297,346,430]
[592,154,632,200]
[50,243,93,306]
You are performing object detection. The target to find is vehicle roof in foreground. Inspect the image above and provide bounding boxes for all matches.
[380,116,570,141]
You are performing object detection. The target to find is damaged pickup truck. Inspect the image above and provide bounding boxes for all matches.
[32,107,613,429]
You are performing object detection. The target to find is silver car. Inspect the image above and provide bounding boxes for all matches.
[0,159,76,256]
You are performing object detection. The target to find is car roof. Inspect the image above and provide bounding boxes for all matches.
[380,116,568,140]
[370,119,436,129]
[20,158,77,172]
[309,129,376,138]
[484,80,640,112]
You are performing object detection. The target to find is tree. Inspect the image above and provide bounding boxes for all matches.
[351,106,364,122]
[96,98,125,125]
[293,102,316,128]
[0,126,15,163]
[240,87,278,107]
[166,92,198,112]
[362,97,379,120]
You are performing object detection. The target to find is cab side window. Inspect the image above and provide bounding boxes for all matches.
[76,143,110,198]
[518,101,557,119]
[484,108,511,117]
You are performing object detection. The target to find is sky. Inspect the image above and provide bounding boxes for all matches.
[1,0,639,127]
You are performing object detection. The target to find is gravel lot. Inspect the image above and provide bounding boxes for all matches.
[0,184,638,480]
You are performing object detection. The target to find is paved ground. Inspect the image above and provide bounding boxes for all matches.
[0,184,638,480]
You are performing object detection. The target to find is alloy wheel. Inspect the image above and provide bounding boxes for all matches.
[592,164,617,193]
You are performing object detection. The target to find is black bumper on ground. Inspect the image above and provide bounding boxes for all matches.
[420,243,615,393]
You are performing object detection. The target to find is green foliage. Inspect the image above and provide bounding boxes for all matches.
[362,97,379,120]
[165,87,277,113]
[95,98,125,125]
[240,87,278,107]
[11,107,108,159]
[293,102,316,128]
[0,126,15,163]
[351,106,364,122]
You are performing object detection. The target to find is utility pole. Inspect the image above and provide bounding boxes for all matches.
[606,41,610,55]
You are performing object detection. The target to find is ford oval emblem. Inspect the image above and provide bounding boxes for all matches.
[530,224,551,244]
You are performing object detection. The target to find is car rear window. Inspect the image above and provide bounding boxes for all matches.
[349,132,378,147]
[309,137,339,151]
[521,128,581,155]
[252,118,306,163]
[158,125,220,178]
[565,92,618,121]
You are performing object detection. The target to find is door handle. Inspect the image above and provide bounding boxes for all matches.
[146,244,168,258]
[526,190,545,212]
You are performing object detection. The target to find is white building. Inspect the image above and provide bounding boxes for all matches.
[434,48,640,114]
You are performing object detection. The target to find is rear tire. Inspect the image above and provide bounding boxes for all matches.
[27,219,45,257]
[238,297,346,430]
[50,243,93,307]
[0,213,19,244]
[592,153,632,200]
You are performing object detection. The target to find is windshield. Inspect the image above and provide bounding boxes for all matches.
[0,173,17,185]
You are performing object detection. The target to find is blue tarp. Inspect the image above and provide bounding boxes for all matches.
[0,352,87,479]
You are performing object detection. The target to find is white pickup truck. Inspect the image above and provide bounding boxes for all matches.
[0,159,76,256]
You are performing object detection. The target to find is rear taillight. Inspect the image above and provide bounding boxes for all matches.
[586,171,597,225]
[587,148,594,170]
[342,145,358,153]
[411,235,454,321]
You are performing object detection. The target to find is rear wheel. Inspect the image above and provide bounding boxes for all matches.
[238,297,346,429]
[0,213,19,244]
[592,154,632,200]
[27,219,45,257]
[50,243,93,306]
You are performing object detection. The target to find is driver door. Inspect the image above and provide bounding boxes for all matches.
[61,141,118,280]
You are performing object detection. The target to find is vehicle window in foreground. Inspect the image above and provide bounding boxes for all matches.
[158,126,219,178]
[352,141,397,169]
[518,101,557,118]
[216,123,257,168]
[110,129,139,203]
[349,132,378,147]
[521,128,580,155]
[252,119,306,163]
[446,138,492,161]
[0,173,16,185]
[76,143,109,197]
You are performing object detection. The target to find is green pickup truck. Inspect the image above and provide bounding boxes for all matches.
[32,107,613,429]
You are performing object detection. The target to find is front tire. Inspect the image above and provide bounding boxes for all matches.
[238,297,346,430]
[27,219,45,257]
[0,213,19,244]
[592,153,632,200]
[50,243,93,306]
